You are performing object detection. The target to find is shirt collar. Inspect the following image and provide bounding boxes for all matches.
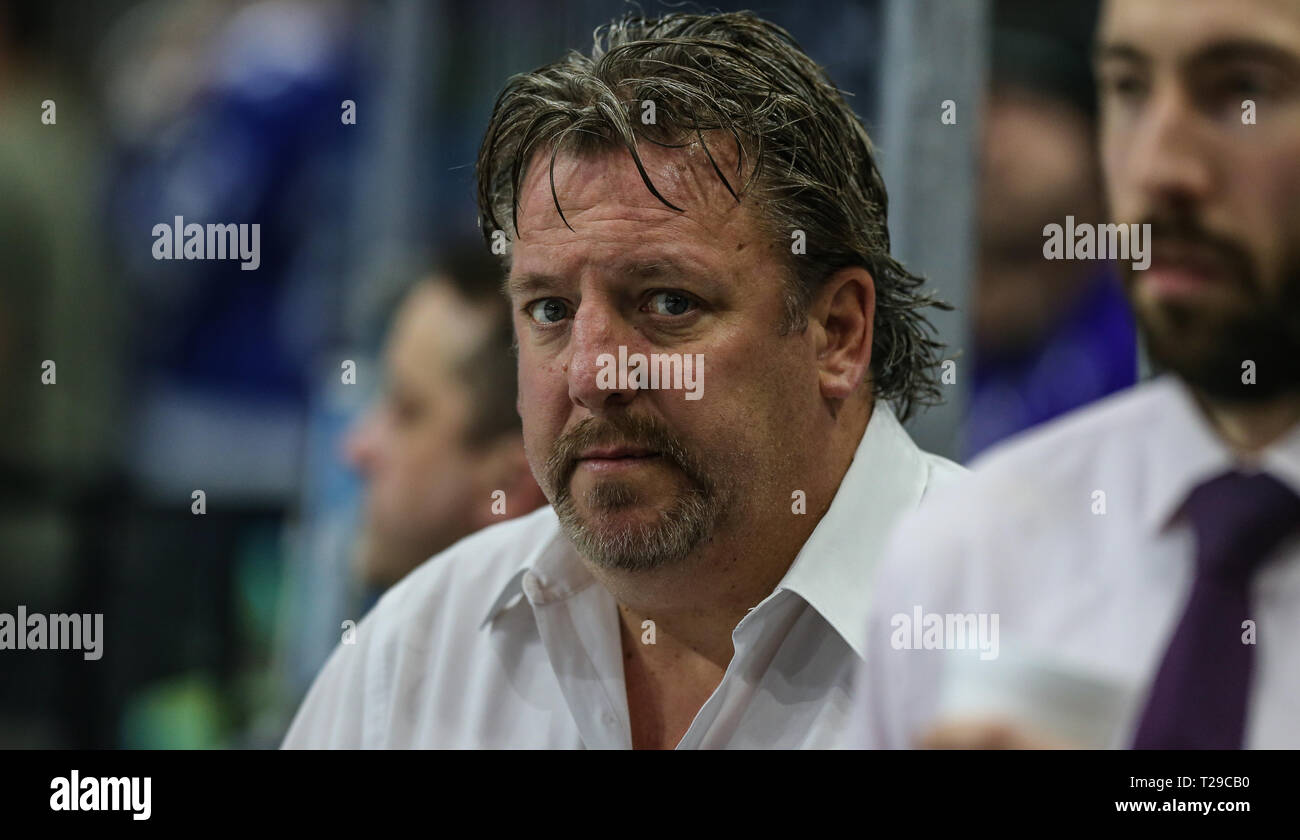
[479,568,530,628]
[479,509,593,628]
[481,402,936,655]
[1141,375,1300,532]
[775,402,933,660]
[1258,414,1300,498]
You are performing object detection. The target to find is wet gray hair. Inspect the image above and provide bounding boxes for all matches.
[476,10,949,421]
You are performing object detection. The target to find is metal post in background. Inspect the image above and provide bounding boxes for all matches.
[877,0,991,462]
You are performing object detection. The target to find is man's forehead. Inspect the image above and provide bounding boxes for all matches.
[513,137,750,240]
[1098,0,1300,60]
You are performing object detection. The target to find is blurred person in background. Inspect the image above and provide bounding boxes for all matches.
[966,0,1136,458]
[855,0,1300,749]
[96,0,367,748]
[0,0,122,748]
[344,243,547,604]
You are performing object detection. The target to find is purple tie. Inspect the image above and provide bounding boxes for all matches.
[1132,470,1300,749]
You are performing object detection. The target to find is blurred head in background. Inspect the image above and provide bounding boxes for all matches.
[965,0,1137,459]
[1098,0,1300,415]
[345,244,545,588]
[977,0,1103,353]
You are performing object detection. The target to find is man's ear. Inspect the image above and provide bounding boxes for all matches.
[807,266,874,401]
[471,436,547,529]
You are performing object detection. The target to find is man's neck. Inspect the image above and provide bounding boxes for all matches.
[1196,390,1300,457]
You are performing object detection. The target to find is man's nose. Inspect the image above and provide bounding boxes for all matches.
[1126,84,1215,210]
[565,299,637,413]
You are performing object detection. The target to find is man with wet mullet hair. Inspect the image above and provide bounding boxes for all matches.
[286,10,962,750]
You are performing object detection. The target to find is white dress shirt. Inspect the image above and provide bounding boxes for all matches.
[850,376,1300,748]
[283,403,963,748]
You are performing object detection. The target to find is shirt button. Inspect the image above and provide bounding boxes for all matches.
[603,712,617,726]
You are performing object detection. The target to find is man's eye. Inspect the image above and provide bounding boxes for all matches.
[527,298,570,324]
[646,291,695,316]
[1217,71,1272,100]
[387,394,422,425]
[1101,73,1148,100]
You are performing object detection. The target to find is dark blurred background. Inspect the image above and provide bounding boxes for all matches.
[0,0,1131,748]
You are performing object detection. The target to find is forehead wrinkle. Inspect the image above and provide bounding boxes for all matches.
[623,259,680,276]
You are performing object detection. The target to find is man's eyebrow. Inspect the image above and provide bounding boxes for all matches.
[1190,38,1300,71]
[1093,42,1148,67]
[506,259,706,296]
[505,272,563,297]
[619,258,698,279]
[1094,38,1300,72]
